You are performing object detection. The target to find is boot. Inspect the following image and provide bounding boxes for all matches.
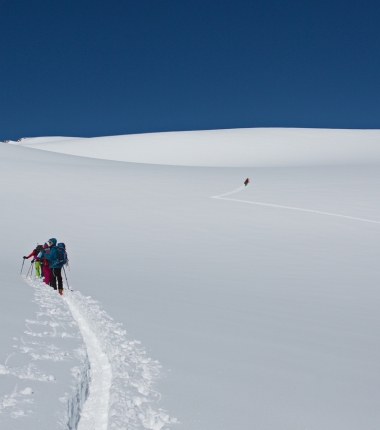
[59,289,63,296]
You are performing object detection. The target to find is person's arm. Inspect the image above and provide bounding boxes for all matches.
[23,251,34,259]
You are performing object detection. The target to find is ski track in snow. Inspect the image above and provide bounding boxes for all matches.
[0,277,178,430]
[0,276,86,428]
[212,185,380,225]
[63,287,179,430]
[65,295,111,430]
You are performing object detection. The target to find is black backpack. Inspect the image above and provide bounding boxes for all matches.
[34,244,43,257]
[56,243,68,266]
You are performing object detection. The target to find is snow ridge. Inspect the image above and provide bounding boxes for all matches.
[64,288,178,430]
[65,293,112,430]
[24,277,90,430]
[0,276,89,427]
[15,276,178,430]
[1,276,177,429]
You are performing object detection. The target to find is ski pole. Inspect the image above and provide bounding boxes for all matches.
[20,258,25,275]
[62,266,70,289]
[26,261,33,278]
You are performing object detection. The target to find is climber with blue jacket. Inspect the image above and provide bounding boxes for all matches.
[39,238,64,295]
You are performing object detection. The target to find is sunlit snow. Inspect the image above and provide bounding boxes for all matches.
[2,128,380,429]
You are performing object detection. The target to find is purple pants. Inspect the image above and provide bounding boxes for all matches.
[42,265,50,285]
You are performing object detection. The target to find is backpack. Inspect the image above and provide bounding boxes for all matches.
[34,244,43,258]
[34,245,44,255]
[56,243,68,266]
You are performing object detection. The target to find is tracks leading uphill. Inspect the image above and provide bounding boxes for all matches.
[212,185,380,225]
[18,278,178,430]
[65,294,111,430]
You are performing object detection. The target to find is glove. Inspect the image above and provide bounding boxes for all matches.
[31,260,35,263]
[23,256,27,259]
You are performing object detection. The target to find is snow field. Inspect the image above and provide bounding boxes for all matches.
[1,270,177,429]
[0,275,87,429]
[10,127,380,167]
[213,184,380,224]
[64,287,178,430]
[2,130,380,430]
[26,278,178,430]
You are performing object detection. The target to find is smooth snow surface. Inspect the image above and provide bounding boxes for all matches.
[2,128,380,430]
[10,127,380,166]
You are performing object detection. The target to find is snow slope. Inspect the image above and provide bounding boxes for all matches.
[10,127,380,166]
[2,128,380,429]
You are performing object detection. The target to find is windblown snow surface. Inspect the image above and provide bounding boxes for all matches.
[2,127,380,429]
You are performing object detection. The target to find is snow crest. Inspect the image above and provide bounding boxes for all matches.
[0,276,89,428]
[9,276,178,430]
[27,277,90,430]
[65,288,178,430]
[10,128,380,167]
[65,293,112,430]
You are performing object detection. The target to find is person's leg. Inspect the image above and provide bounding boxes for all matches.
[51,268,57,290]
[43,265,50,285]
[53,268,63,293]
[49,268,54,287]
[57,268,63,291]
[35,261,41,277]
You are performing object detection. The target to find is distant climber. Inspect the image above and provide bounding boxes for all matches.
[244,178,250,187]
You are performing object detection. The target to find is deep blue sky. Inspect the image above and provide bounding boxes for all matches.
[1,0,380,139]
